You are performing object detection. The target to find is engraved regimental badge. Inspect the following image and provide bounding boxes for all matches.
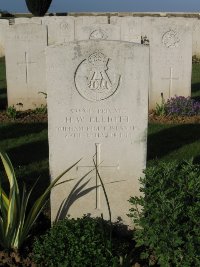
[162,30,180,48]
[89,29,108,40]
[74,51,121,101]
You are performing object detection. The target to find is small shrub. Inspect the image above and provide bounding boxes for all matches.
[154,96,200,117]
[33,216,119,267]
[155,95,165,116]
[34,104,47,115]
[129,160,200,267]
[6,105,18,119]
[165,96,200,116]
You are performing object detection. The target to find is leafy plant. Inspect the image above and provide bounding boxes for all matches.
[34,104,47,115]
[25,0,52,16]
[129,160,200,267]
[165,96,200,116]
[0,149,80,250]
[6,106,18,120]
[33,158,136,267]
[155,96,166,116]
[154,96,200,117]
[33,216,119,267]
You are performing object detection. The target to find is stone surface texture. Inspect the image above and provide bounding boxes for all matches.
[5,24,47,110]
[42,16,75,45]
[149,18,192,109]
[192,19,200,57]
[75,23,120,41]
[110,16,142,43]
[0,19,9,57]
[74,16,108,40]
[46,40,149,226]
[14,17,42,24]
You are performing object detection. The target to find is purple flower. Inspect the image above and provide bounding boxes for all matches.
[164,96,200,116]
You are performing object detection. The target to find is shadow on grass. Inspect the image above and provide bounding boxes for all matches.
[0,87,7,110]
[147,123,200,161]
[7,139,48,166]
[192,82,200,101]
[0,123,47,140]
[0,122,49,197]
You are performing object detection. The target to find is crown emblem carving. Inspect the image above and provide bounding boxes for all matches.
[88,52,108,68]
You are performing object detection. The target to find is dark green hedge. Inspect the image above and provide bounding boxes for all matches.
[129,160,200,267]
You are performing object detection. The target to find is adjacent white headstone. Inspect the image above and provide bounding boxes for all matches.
[75,24,120,41]
[141,16,155,43]
[42,16,75,45]
[0,19,9,57]
[149,18,192,109]
[46,40,149,226]
[75,16,108,40]
[193,19,200,58]
[14,17,42,24]
[110,16,142,43]
[5,24,47,110]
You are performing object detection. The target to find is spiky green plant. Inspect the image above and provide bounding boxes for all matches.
[0,150,80,250]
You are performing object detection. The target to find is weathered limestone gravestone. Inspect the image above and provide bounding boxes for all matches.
[193,19,200,58]
[5,24,47,110]
[141,16,155,43]
[75,16,108,40]
[14,17,42,24]
[0,19,9,58]
[110,16,142,43]
[46,40,149,225]
[75,24,120,41]
[42,16,75,45]
[149,18,192,109]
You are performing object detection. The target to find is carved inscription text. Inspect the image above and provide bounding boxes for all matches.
[57,107,134,139]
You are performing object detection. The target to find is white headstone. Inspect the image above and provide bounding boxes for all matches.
[14,17,42,24]
[149,18,192,109]
[0,19,9,57]
[30,17,42,24]
[75,24,120,41]
[5,24,47,110]
[141,16,155,43]
[46,40,149,226]
[42,16,75,45]
[75,16,108,40]
[192,19,200,58]
[110,16,142,43]
[14,18,30,24]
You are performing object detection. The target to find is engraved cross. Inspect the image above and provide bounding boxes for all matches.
[162,67,179,98]
[76,143,119,209]
[17,52,36,84]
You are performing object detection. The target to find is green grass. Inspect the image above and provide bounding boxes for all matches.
[147,123,200,166]
[0,123,49,197]
[191,63,200,100]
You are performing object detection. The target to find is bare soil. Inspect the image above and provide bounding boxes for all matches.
[0,110,47,123]
[149,111,200,124]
